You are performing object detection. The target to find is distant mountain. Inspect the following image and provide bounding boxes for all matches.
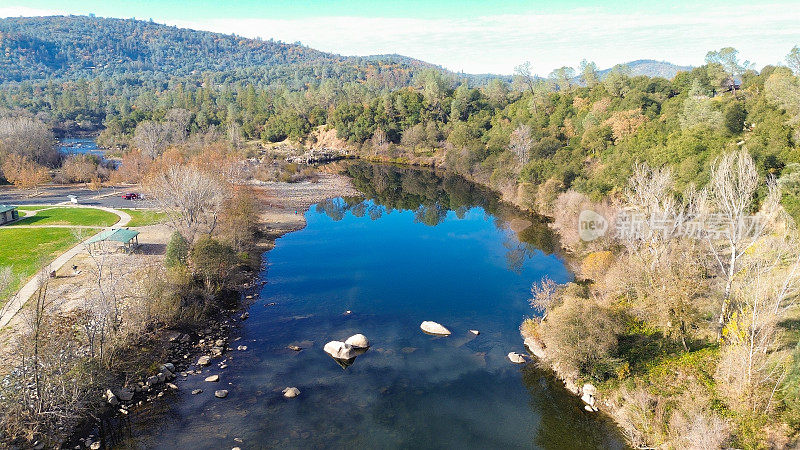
[0,15,692,87]
[0,15,443,86]
[598,59,692,80]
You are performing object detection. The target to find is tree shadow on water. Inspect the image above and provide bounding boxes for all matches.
[520,364,629,450]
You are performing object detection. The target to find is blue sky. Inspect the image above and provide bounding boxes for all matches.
[1,0,799,75]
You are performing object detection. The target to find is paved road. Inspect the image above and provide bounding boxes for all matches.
[0,185,155,209]
[0,206,132,329]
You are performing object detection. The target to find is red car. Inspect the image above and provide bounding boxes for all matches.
[122,192,140,200]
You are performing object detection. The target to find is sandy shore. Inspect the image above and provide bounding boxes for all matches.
[252,171,360,244]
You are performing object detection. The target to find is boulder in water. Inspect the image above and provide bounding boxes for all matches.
[469,329,480,335]
[581,383,598,411]
[344,334,370,348]
[282,387,301,398]
[214,390,228,398]
[323,341,357,360]
[524,337,546,359]
[507,352,526,364]
[205,375,219,382]
[197,355,211,366]
[420,321,451,336]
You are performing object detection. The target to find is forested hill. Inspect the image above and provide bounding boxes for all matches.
[597,59,692,80]
[0,15,441,84]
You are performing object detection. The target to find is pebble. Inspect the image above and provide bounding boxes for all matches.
[237,345,248,351]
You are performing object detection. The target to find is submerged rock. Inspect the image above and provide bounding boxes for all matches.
[420,321,451,336]
[323,341,357,360]
[287,345,302,351]
[344,334,370,349]
[507,352,526,364]
[214,389,229,398]
[192,389,203,395]
[205,375,219,382]
[282,387,301,398]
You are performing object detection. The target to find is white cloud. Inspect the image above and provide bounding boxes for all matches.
[1,3,798,74]
[167,3,800,74]
[0,6,63,18]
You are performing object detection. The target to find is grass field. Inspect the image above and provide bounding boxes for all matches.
[10,207,119,227]
[118,209,167,227]
[0,228,90,303]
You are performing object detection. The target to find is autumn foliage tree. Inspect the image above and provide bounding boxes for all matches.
[1,153,50,190]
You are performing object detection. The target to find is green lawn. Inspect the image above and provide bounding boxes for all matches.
[118,209,167,227]
[9,207,119,227]
[0,228,89,303]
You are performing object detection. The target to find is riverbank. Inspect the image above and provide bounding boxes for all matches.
[0,171,360,448]
[337,150,800,448]
[252,170,361,244]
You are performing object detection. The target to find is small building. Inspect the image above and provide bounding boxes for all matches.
[86,228,140,253]
[0,205,19,226]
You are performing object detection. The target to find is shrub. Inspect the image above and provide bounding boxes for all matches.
[581,251,614,281]
[164,231,189,268]
[190,235,237,295]
[539,295,622,380]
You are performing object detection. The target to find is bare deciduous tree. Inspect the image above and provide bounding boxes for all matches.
[0,268,91,445]
[165,108,192,143]
[80,241,126,368]
[716,229,800,414]
[530,275,558,321]
[0,117,58,166]
[133,120,171,159]
[508,124,532,165]
[147,165,230,242]
[701,149,772,331]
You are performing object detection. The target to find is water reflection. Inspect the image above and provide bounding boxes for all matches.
[316,162,560,273]
[108,163,626,449]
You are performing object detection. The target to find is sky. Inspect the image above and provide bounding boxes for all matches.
[0,0,799,75]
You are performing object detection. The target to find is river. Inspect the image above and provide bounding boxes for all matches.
[117,163,626,449]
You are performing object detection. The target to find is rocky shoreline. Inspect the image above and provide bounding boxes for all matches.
[64,171,360,449]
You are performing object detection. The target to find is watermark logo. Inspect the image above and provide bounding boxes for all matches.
[578,209,608,241]
[578,208,764,242]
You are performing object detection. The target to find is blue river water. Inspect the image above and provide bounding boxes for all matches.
[118,163,626,449]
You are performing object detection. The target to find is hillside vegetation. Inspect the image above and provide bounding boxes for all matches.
[2,15,800,447]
